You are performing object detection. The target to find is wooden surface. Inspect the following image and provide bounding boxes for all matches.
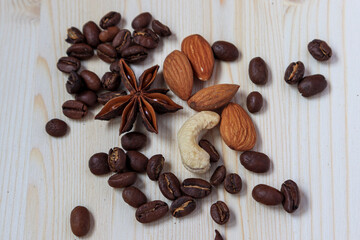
[1,0,359,239]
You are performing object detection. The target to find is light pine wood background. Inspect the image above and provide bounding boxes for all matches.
[1,0,359,239]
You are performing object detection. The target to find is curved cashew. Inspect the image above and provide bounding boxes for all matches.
[177,111,220,173]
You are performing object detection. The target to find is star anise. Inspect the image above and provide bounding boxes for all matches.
[95,59,183,134]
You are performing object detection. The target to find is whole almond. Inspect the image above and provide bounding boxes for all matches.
[187,84,239,111]
[181,34,214,81]
[163,50,193,100]
[220,102,256,151]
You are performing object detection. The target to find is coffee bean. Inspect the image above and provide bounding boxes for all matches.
[98,91,126,105]
[212,41,239,61]
[122,186,147,208]
[110,60,121,73]
[88,152,110,175]
[181,178,212,199]
[158,172,182,200]
[99,26,120,42]
[108,172,137,188]
[70,206,90,237]
[151,20,171,36]
[284,61,305,84]
[298,74,327,97]
[101,72,120,91]
[127,151,148,173]
[62,100,88,119]
[252,184,284,205]
[65,27,85,44]
[66,43,94,60]
[210,201,230,225]
[133,29,159,49]
[83,21,101,48]
[210,165,226,187]
[224,173,242,194]
[66,71,84,94]
[75,90,97,107]
[215,230,224,240]
[97,43,117,63]
[80,70,101,91]
[131,12,152,30]
[199,139,220,162]
[308,39,332,61]
[240,151,270,173]
[281,180,300,213]
[121,45,148,63]
[121,132,147,150]
[108,147,127,172]
[100,11,121,29]
[249,57,268,85]
[135,200,169,223]
[112,29,132,54]
[170,196,196,218]
[57,56,81,73]
[147,154,165,181]
[45,118,68,137]
[246,91,263,113]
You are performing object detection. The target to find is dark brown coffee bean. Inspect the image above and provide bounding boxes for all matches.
[57,56,81,73]
[281,180,300,213]
[308,39,332,61]
[151,20,171,36]
[224,173,242,194]
[108,172,137,188]
[66,71,84,94]
[170,196,196,218]
[135,200,168,223]
[62,100,88,119]
[80,70,101,91]
[83,21,101,48]
[65,27,85,44]
[246,91,263,113]
[210,165,226,186]
[70,206,91,237]
[158,172,182,200]
[88,152,110,175]
[108,147,127,172]
[97,43,117,63]
[100,11,121,29]
[98,91,126,105]
[240,151,270,173]
[101,72,120,91]
[131,12,152,30]
[121,45,148,63]
[181,178,212,199]
[121,132,147,150]
[199,139,220,162]
[133,29,159,49]
[212,41,239,61]
[127,151,148,173]
[284,61,305,84]
[215,230,224,240]
[99,26,120,42]
[45,118,68,137]
[210,201,230,225]
[112,29,132,54]
[252,184,284,205]
[147,154,165,181]
[298,74,327,97]
[75,90,97,107]
[66,43,94,60]
[249,57,268,85]
[122,186,147,208]
[110,60,120,73]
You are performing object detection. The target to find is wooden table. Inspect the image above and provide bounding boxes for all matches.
[1,0,359,239]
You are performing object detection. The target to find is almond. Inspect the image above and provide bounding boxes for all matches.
[163,50,193,100]
[187,84,239,111]
[220,102,256,151]
[181,34,214,81]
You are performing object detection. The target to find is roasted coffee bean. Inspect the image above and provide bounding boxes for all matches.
[108,147,127,172]
[66,71,84,94]
[127,151,148,173]
[70,206,91,237]
[108,172,137,188]
[224,173,242,194]
[121,45,148,63]
[99,26,120,42]
[112,29,132,54]
[246,91,263,113]
[135,200,168,223]
[158,172,182,200]
[252,184,284,205]
[131,12,152,30]
[97,43,117,63]
[281,180,300,213]
[199,139,220,162]
[62,100,88,119]
[170,196,196,218]
[100,11,121,29]
[210,165,226,187]
[240,151,270,173]
[65,27,85,44]
[66,43,94,60]
[151,20,171,36]
[80,70,101,91]
[249,57,268,85]
[110,60,121,73]
[98,91,126,105]
[284,61,305,84]
[75,90,97,107]
[210,201,230,225]
[215,230,224,240]
[298,74,327,97]
[147,154,165,181]
[83,21,101,48]
[101,72,120,91]
[133,28,159,49]
[45,118,68,137]
[212,41,239,61]
[181,178,212,199]
[121,132,147,150]
[57,56,81,73]
[308,39,332,61]
[88,152,110,175]
[122,186,147,208]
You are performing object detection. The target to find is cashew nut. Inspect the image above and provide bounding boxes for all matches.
[177,111,220,173]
